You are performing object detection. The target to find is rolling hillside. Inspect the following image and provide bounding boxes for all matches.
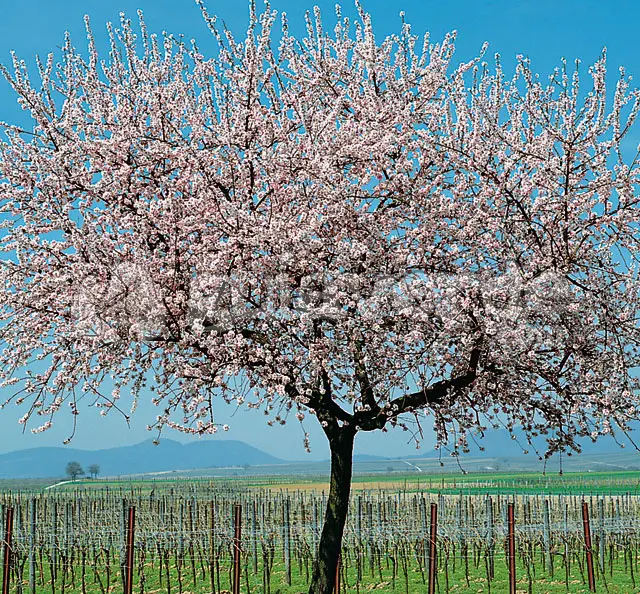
[0,439,282,479]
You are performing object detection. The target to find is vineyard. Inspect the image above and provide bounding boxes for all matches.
[0,478,639,593]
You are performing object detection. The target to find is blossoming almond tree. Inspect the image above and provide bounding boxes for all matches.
[1,1,640,591]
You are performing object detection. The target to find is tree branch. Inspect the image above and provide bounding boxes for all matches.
[356,346,482,431]
[353,338,380,416]
[285,379,353,426]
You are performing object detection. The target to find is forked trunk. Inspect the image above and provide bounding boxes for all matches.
[308,426,356,593]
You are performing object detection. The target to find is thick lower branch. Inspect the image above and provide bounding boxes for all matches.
[353,338,380,416]
[355,347,483,430]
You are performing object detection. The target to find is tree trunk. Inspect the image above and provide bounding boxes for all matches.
[308,426,356,594]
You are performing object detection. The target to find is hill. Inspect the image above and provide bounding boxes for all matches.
[0,439,282,479]
[406,424,640,460]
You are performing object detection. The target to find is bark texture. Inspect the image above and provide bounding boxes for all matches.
[308,425,356,593]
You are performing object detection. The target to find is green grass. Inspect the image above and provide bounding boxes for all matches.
[9,546,640,594]
[4,472,640,594]
[40,468,640,497]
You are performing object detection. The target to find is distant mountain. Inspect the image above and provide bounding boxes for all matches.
[417,424,640,460]
[0,439,283,479]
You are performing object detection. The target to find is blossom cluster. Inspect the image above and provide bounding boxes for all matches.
[0,2,638,456]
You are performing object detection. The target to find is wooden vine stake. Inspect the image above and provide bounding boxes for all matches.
[2,507,13,594]
[124,506,136,594]
[233,503,242,594]
[507,502,516,594]
[582,501,596,592]
[428,502,438,594]
[29,498,36,594]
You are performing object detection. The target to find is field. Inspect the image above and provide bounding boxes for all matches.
[1,470,640,593]
[42,466,640,495]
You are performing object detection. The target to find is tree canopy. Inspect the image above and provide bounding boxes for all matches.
[1,2,639,591]
[65,461,84,481]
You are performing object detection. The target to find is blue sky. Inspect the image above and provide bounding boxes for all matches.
[0,0,639,460]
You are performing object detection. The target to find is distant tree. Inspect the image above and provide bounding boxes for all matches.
[87,464,100,479]
[65,462,84,481]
